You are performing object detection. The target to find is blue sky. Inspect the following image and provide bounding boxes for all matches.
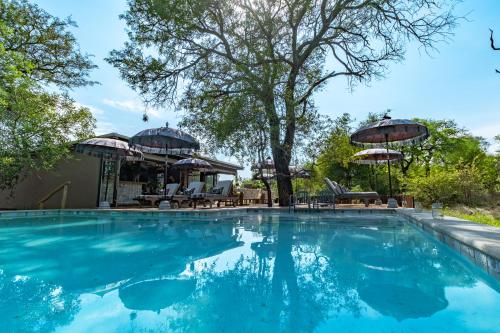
[34,0,500,173]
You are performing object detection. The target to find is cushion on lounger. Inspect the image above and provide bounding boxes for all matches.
[211,187,223,195]
[330,181,343,196]
[339,185,348,193]
[184,188,194,196]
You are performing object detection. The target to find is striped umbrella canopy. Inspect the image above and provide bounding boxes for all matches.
[75,138,143,160]
[352,148,403,197]
[129,126,200,197]
[350,115,425,199]
[129,126,200,153]
[251,163,306,177]
[353,148,402,164]
[350,116,429,147]
[173,158,213,170]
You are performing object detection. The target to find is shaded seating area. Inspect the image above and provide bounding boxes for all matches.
[93,132,243,209]
[192,180,239,208]
[324,178,380,207]
[134,183,180,207]
[168,181,205,208]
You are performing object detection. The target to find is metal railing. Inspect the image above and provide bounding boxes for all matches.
[38,181,71,209]
[289,191,336,213]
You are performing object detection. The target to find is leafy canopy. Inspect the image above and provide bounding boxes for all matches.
[108,0,458,204]
[0,0,96,189]
[0,0,97,88]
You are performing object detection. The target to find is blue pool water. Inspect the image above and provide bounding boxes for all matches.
[0,212,499,333]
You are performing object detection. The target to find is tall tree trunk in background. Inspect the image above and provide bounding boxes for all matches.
[265,89,295,206]
[273,147,293,206]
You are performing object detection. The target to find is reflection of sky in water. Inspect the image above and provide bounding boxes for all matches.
[0,214,499,333]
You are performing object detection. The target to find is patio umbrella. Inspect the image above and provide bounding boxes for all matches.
[75,138,143,207]
[350,116,429,148]
[130,125,200,196]
[251,162,306,179]
[173,158,213,187]
[350,115,428,199]
[353,148,402,193]
[173,158,213,170]
[75,138,143,159]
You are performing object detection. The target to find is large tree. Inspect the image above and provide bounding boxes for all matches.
[0,0,96,189]
[108,0,458,205]
[0,0,97,88]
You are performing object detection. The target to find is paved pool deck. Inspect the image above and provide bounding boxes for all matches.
[1,206,499,279]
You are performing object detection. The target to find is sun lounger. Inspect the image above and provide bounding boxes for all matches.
[134,183,180,207]
[168,181,205,208]
[192,180,239,208]
[324,178,379,207]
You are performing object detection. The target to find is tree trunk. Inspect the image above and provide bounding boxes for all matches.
[273,146,293,206]
[263,82,295,206]
[261,176,273,207]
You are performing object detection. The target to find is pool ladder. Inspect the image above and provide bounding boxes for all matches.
[288,193,336,213]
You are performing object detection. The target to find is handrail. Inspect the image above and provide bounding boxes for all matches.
[288,194,296,213]
[38,181,71,209]
[289,192,314,212]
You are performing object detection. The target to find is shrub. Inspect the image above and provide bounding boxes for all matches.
[408,169,459,206]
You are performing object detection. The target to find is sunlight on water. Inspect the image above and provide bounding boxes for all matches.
[0,213,499,333]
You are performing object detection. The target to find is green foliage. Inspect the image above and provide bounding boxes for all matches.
[307,114,499,206]
[407,168,460,206]
[108,0,458,204]
[443,207,500,228]
[0,0,96,189]
[0,0,97,88]
[0,84,95,189]
[407,162,489,207]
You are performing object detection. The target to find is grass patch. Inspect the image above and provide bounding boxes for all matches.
[443,207,500,228]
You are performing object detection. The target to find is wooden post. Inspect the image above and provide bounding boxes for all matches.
[61,183,68,209]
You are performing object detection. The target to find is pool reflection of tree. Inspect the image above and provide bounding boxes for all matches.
[164,216,477,332]
[0,215,480,332]
[0,218,242,294]
[0,270,80,333]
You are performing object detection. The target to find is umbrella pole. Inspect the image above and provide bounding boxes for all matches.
[385,134,393,198]
[164,143,168,196]
[112,157,121,207]
[104,160,110,202]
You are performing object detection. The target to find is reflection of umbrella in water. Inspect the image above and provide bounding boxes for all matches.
[358,283,448,321]
[75,138,143,207]
[130,125,200,197]
[350,115,428,203]
[119,277,196,312]
[353,148,402,193]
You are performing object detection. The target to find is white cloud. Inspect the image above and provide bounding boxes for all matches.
[75,102,105,117]
[102,98,164,119]
[470,124,500,154]
[95,121,118,135]
[74,102,117,135]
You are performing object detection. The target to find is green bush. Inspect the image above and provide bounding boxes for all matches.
[408,169,459,206]
[455,163,487,206]
[408,163,487,207]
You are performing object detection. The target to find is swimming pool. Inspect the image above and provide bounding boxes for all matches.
[0,212,499,332]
